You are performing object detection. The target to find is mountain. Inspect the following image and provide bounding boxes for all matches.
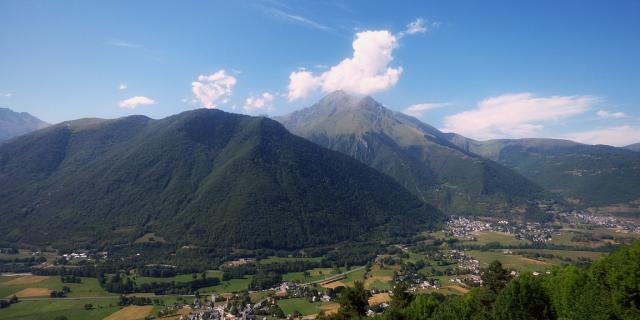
[625,143,640,152]
[448,136,640,207]
[276,91,549,218]
[0,107,49,142]
[0,109,439,250]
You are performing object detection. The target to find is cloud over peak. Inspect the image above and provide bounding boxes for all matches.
[403,102,451,117]
[288,30,401,101]
[442,93,598,140]
[118,96,156,109]
[192,70,237,109]
[244,92,275,114]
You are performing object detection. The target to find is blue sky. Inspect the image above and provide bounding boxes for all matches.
[1,0,639,145]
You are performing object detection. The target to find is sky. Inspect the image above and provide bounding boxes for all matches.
[1,0,639,146]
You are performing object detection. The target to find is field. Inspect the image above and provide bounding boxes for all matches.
[363,265,394,290]
[368,292,391,305]
[466,250,550,273]
[12,287,52,298]
[0,297,121,320]
[0,275,113,299]
[277,298,338,317]
[282,268,336,283]
[200,276,253,293]
[462,232,531,246]
[104,305,154,320]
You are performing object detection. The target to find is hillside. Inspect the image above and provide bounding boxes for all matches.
[0,109,439,250]
[276,91,549,217]
[448,136,640,207]
[0,107,49,142]
[625,143,640,152]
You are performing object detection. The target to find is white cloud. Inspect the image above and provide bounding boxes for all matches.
[442,93,598,140]
[403,102,451,117]
[119,84,127,90]
[596,110,627,119]
[191,70,237,109]
[397,18,440,38]
[244,92,275,114]
[288,30,401,101]
[2,92,12,98]
[106,40,141,48]
[118,96,156,109]
[563,126,640,147]
[268,8,330,31]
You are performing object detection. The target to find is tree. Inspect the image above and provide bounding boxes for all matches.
[391,283,412,309]
[405,294,439,320]
[493,273,555,320]
[9,295,18,304]
[84,303,93,310]
[482,260,510,294]
[336,281,369,317]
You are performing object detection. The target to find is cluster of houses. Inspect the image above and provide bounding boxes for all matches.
[567,211,640,233]
[445,216,554,243]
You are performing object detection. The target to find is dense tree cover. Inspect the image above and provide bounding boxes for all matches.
[60,275,81,283]
[249,271,282,290]
[0,109,439,251]
[323,240,640,320]
[100,272,220,294]
[459,138,640,206]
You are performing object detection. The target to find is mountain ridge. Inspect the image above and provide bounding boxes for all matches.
[0,107,49,142]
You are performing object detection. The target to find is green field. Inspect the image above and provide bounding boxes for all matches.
[277,298,325,316]
[461,232,531,246]
[0,297,120,320]
[282,268,336,283]
[467,250,551,273]
[341,268,366,286]
[511,249,605,261]
[0,276,113,299]
[200,276,253,293]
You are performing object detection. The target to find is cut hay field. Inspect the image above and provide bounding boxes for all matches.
[12,287,51,298]
[104,305,154,320]
[368,292,391,305]
[363,265,393,290]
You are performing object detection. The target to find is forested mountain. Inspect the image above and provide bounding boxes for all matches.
[0,107,49,142]
[625,143,640,152]
[448,136,640,206]
[276,91,548,217]
[0,109,439,250]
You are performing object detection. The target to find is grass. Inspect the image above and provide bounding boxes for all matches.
[0,297,121,320]
[104,305,154,320]
[462,232,531,246]
[0,276,113,298]
[466,250,550,273]
[277,298,325,316]
[282,268,336,283]
[200,276,253,293]
[511,249,605,261]
[341,268,366,286]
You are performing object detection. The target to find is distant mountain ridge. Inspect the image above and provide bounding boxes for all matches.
[0,109,439,250]
[276,91,550,218]
[626,143,640,152]
[0,107,49,141]
[447,136,640,207]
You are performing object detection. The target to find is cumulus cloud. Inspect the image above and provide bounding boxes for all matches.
[118,96,156,109]
[442,93,598,140]
[563,126,640,147]
[119,84,127,90]
[191,70,237,109]
[244,92,275,114]
[596,110,627,119]
[288,30,401,101]
[403,102,451,117]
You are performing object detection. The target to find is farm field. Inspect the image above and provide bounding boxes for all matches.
[466,250,550,273]
[104,305,154,320]
[363,265,393,290]
[282,268,336,283]
[0,297,120,320]
[461,232,531,246]
[200,276,253,293]
[277,298,337,316]
[0,275,113,299]
[511,249,605,261]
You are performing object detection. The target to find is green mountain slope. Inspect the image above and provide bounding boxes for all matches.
[448,136,640,206]
[0,109,439,249]
[0,107,49,142]
[276,91,548,217]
